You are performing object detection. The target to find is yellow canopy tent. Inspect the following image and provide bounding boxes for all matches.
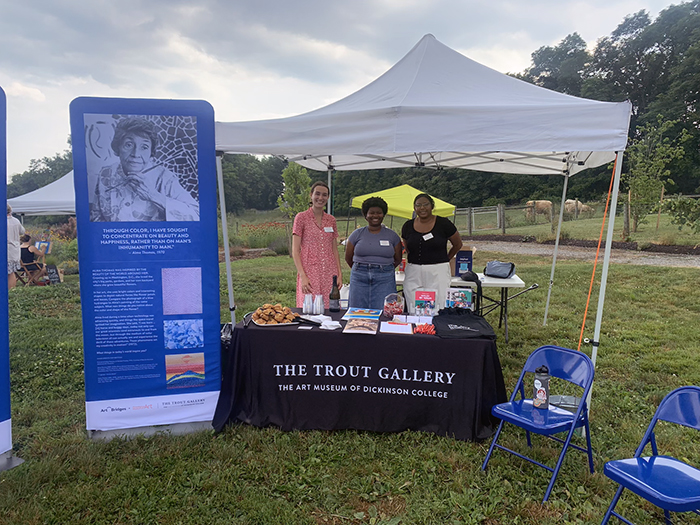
[350,184,455,220]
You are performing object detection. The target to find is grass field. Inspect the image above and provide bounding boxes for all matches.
[3,248,700,524]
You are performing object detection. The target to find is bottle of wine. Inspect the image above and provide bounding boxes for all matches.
[329,275,341,312]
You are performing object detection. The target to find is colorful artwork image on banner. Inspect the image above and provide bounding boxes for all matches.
[70,98,220,432]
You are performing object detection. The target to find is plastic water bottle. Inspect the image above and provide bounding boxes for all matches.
[533,365,550,409]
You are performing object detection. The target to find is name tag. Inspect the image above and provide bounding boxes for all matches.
[422,233,434,241]
[379,240,390,246]
[324,227,334,233]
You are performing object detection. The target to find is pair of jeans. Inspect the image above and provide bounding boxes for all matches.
[348,262,397,310]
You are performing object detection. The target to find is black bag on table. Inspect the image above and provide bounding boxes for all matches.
[433,307,496,340]
[484,260,516,279]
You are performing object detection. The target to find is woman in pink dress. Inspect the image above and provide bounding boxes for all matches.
[292,182,343,308]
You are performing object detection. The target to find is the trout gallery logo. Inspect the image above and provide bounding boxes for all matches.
[273,363,457,399]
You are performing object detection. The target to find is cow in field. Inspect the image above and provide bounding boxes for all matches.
[565,199,595,217]
[525,200,553,221]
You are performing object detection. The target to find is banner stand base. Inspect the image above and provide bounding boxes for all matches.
[0,451,25,472]
[87,421,213,442]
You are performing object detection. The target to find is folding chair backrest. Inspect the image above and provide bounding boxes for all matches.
[522,345,594,390]
[655,386,700,431]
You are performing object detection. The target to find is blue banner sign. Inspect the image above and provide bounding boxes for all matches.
[70,98,220,431]
[0,86,12,452]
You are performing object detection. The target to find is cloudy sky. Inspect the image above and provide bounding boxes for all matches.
[0,0,678,178]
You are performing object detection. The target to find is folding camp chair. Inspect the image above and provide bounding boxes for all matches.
[600,385,700,525]
[19,259,44,286]
[13,269,27,286]
[481,345,595,503]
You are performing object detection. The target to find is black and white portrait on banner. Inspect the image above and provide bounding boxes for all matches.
[84,114,200,222]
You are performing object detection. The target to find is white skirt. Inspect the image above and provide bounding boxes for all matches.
[403,262,451,315]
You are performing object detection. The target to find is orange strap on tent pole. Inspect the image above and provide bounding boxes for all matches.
[577,156,619,351]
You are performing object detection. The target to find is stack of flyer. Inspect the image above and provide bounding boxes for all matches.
[380,320,413,334]
[342,308,381,334]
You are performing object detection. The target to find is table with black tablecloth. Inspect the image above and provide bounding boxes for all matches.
[213,311,507,441]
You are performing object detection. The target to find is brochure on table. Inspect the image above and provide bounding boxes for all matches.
[70,97,220,432]
[343,318,379,334]
[342,308,382,320]
[0,86,12,454]
[446,288,473,310]
[414,290,437,316]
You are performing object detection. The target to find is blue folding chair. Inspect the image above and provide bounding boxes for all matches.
[481,345,595,503]
[600,385,700,525]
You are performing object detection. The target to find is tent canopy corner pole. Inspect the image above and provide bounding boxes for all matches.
[327,155,333,215]
[585,151,624,412]
[590,151,624,366]
[543,173,570,325]
[216,153,236,325]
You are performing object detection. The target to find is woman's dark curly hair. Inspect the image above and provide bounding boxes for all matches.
[362,197,388,216]
[21,234,31,243]
[111,117,159,156]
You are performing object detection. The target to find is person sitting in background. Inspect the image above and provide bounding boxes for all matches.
[7,204,25,289]
[345,197,402,309]
[20,234,47,283]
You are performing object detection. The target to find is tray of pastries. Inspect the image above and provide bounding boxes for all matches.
[251,304,301,326]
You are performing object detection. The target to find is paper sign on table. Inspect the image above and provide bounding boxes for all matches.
[380,321,413,334]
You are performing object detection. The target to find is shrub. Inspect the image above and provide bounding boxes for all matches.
[240,221,289,249]
[267,236,290,255]
[657,233,677,246]
[58,260,80,275]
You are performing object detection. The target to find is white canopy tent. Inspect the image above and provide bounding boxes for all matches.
[215,34,632,370]
[7,171,75,216]
[216,34,630,177]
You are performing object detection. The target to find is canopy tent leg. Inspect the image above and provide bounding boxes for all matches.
[543,173,570,326]
[327,155,333,215]
[586,151,623,407]
[216,153,236,325]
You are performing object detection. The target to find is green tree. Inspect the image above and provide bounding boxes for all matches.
[7,146,73,198]
[277,163,311,218]
[663,196,700,233]
[220,154,285,214]
[258,156,286,209]
[523,33,590,96]
[624,118,688,231]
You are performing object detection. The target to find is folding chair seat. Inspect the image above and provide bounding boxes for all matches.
[19,259,44,286]
[481,345,595,503]
[600,385,700,525]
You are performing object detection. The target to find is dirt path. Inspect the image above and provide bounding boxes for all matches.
[472,240,700,269]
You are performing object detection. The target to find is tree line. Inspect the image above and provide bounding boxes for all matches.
[8,1,700,221]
